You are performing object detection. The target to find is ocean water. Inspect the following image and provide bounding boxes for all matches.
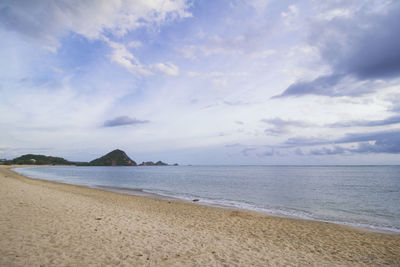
[14,165,400,233]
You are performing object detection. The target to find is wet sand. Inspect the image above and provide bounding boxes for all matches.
[1,165,399,266]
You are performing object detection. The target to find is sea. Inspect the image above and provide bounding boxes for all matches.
[14,165,400,233]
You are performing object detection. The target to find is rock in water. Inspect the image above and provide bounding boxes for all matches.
[139,160,168,166]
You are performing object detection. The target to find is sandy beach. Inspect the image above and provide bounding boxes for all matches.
[0,166,399,266]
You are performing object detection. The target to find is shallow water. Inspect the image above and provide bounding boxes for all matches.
[14,165,400,233]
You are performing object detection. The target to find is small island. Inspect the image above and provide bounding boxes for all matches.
[139,161,168,166]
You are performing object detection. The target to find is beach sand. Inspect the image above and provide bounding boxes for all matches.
[1,166,399,266]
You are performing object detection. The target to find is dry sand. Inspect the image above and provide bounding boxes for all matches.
[1,165,399,266]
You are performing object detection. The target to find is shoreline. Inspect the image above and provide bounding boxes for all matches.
[12,165,400,235]
[1,165,400,265]
[98,184,400,235]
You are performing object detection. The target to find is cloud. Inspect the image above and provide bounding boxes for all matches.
[103,116,149,127]
[329,115,400,127]
[281,5,299,28]
[241,147,256,156]
[350,137,400,154]
[274,75,386,98]
[223,100,251,106]
[128,41,142,48]
[276,1,400,97]
[0,0,190,78]
[387,94,400,113]
[310,137,400,155]
[286,129,400,155]
[390,103,400,113]
[179,32,275,60]
[309,146,347,155]
[225,143,242,148]
[230,128,400,158]
[261,117,310,135]
[0,0,191,46]
[106,39,151,76]
[105,38,181,76]
[246,0,271,10]
[152,62,180,76]
[335,129,400,144]
[273,74,342,98]
[225,143,271,157]
[294,148,304,156]
[283,137,330,147]
[259,149,275,157]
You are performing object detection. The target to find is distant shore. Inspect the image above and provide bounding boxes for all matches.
[1,165,399,266]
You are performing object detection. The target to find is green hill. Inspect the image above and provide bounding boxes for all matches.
[8,154,74,165]
[89,149,137,166]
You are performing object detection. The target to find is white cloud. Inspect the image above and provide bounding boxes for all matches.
[0,0,191,51]
[187,71,201,77]
[106,39,152,76]
[250,49,276,59]
[106,38,180,76]
[152,62,180,76]
[281,5,298,18]
[212,77,227,88]
[128,41,142,48]
[313,0,392,22]
[0,0,191,77]
[316,8,352,21]
[246,0,271,11]
[180,45,198,59]
[281,5,299,28]
[179,34,251,59]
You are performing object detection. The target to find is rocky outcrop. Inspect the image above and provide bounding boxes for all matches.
[139,161,168,166]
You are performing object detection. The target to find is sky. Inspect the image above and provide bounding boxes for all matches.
[1,0,400,165]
